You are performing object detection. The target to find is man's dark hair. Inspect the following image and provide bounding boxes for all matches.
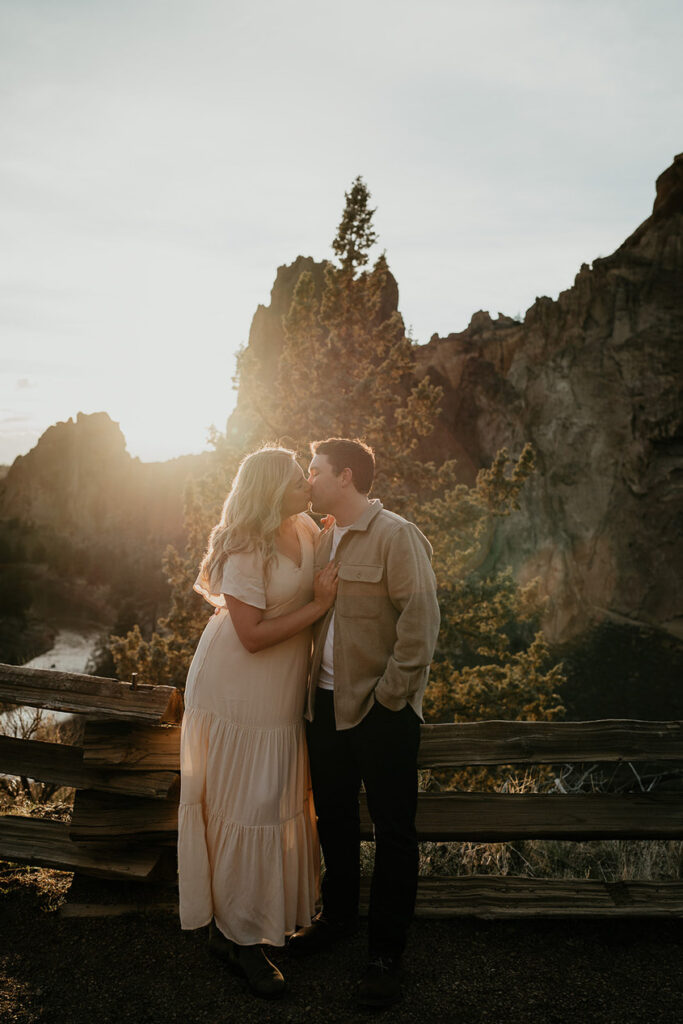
[310,437,375,495]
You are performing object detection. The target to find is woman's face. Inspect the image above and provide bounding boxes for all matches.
[279,463,312,520]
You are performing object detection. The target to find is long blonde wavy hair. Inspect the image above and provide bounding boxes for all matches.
[197,445,301,593]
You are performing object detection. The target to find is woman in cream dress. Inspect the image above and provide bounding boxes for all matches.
[178,446,337,999]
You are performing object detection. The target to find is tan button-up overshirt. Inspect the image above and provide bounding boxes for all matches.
[306,499,440,730]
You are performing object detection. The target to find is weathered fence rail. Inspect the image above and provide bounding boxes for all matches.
[418,719,683,765]
[0,663,182,884]
[0,734,178,799]
[2,663,683,916]
[0,664,183,722]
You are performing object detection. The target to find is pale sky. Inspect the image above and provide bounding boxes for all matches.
[1,0,681,464]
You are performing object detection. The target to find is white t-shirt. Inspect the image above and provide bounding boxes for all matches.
[317,523,351,690]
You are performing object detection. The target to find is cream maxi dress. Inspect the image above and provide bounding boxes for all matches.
[178,512,320,946]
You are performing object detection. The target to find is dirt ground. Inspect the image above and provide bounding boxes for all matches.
[2,869,683,1024]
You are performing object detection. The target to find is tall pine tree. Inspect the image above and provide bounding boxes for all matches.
[110,176,564,730]
[237,176,442,513]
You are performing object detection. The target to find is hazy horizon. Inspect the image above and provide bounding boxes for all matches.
[2,0,681,465]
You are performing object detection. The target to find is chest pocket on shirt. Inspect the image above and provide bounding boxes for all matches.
[336,564,384,618]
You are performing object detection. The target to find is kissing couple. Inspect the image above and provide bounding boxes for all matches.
[178,437,440,1009]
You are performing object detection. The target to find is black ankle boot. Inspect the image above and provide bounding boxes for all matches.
[209,922,285,999]
[357,955,402,1008]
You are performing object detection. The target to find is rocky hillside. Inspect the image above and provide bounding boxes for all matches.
[232,155,683,648]
[0,412,211,549]
[414,155,683,643]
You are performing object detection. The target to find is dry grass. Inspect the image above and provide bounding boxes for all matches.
[0,792,75,912]
[0,707,78,912]
[417,837,683,883]
[414,763,683,883]
[0,860,72,911]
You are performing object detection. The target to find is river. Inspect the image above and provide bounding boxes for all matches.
[23,627,102,674]
[1,626,102,736]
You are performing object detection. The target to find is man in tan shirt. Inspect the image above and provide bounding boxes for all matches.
[289,438,440,1009]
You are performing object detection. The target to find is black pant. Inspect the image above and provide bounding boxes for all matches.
[306,689,420,958]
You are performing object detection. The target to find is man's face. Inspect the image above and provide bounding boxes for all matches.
[308,453,343,514]
[280,463,312,519]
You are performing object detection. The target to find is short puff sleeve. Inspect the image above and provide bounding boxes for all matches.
[193,550,267,610]
[221,550,267,609]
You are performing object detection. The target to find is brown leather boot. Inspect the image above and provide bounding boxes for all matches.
[209,922,285,999]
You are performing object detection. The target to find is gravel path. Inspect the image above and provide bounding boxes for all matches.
[2,875,683,1024]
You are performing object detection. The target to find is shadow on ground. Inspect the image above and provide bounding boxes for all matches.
[2,877,683,1024]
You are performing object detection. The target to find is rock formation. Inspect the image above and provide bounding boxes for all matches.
[2,158,680,675]
[233,155,683,648]
[414,155,683,643]
[0,411,211,550]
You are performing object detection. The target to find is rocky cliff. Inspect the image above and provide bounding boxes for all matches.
[0,412,211,550]
[233,156,683,647]
[414,155,683,643]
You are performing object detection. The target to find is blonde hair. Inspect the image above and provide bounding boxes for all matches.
[197,445,300,594]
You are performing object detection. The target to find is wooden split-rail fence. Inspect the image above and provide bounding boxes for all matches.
[2,662,683,917]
